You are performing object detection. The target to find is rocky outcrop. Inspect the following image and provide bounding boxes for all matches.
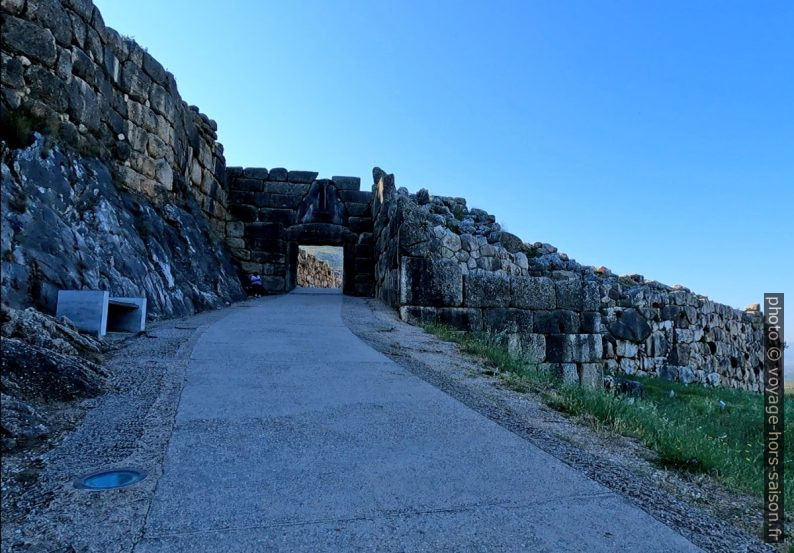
[1,303,103,360]
[1,305,107,451]
[297,249,342,288]
[1,0,246,319]
[1,136,244,318]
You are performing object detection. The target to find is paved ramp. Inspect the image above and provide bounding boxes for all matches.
[136,289,700,552]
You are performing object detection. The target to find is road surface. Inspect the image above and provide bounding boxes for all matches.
[135,289,700,552]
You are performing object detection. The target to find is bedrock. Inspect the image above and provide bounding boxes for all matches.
[1,136,244,319]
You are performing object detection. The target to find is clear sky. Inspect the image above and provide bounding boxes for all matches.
[95,0,793,354]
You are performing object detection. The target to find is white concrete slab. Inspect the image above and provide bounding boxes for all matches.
[56,290,109,336]
[55,290,146,336]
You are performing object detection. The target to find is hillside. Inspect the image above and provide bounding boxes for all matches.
[299,246,343,277]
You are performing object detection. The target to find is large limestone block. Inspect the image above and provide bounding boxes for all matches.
[287,170,319,183]
[583,280,601,310]
[608,308,652,342]
[546,334,603,363]
[482,308,533,334]
[120,60,152,103]
[464,271,510,308]
[399,305,437,326]
[331,176,360,190]
[149,83,175,122]
[645,331,670,357]
[400,257,463,307]
[510,276,556,310]
[616,340,639,357]
[579,363,604,389]
[546,363,579,386]
[263,181,310,195]
[2,16,57,65]
[555,277,583,310]
[242,167,269,179]
[257,208,296,226]
[142,51,168,85]
[581,311,601,333]
[28,65,68,112]
[268,167,288,181]
[399,215,437,257]
[519,333,546,362]
[231,177,266,192]
[436,307,482,331]
[498,231,524,253]
[533,310,580,334]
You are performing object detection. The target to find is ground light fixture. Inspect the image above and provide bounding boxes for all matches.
[73,469,147,490]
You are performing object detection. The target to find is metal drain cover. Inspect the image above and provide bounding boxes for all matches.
[74,468,147,490]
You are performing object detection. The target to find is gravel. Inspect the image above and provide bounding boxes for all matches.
[0,307,234,553]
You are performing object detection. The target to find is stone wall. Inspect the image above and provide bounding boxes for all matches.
[297,249,342,288]
[599,278,764,391]
[370,168,764,392]
[226,167,374,296]
[0,0,244,319]
[1,0,227,233]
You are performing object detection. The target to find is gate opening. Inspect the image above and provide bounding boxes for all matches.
[296,245,342,289]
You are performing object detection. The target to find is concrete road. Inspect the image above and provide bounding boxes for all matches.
[135,289,701,552]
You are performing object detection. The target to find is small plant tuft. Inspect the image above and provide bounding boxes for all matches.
[0,107,55,149]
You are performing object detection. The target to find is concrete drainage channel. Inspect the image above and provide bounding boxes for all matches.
[73,469,147,490]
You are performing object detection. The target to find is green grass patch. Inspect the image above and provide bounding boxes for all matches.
[423,323,794,509]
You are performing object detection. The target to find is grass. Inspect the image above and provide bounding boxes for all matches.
[423,323,794,511]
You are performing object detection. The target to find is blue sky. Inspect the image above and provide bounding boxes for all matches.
[95,0,793,353]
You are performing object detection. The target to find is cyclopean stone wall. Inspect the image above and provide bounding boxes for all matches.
[598,279,765,391]
[225,167,374,296]
[1,0,228,233]
[297,249,342,289]
[370,168,764,392]
[1,0,243,319]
